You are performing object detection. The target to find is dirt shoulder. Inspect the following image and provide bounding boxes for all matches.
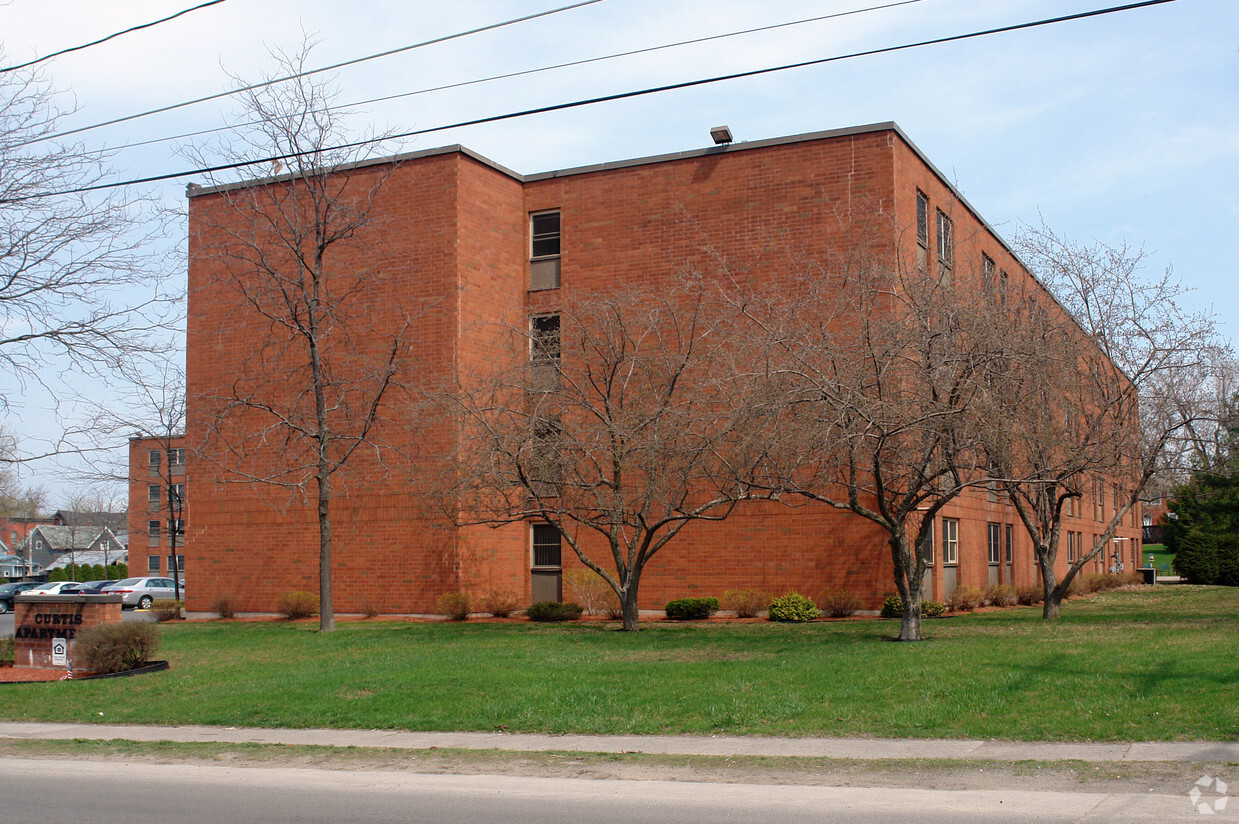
[0,738,1231,797]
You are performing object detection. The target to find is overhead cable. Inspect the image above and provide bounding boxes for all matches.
[15,0,604,148]
[90,0,923,158]
[2,0,1180,203]
[0,0,230,74]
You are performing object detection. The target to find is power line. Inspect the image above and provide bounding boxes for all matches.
[0,0,230,74]
[4,0,1181,203]
[16,0,604,148]
[89,0,924,158]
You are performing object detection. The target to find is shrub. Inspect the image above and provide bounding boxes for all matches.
[211,593,239,620]
[525,600,584,622]
[562,570,620,616]
[880,594,903,619]
[0,637,13,664]
[1065,575,1087,599]
[1016,584,1044,606]
[767,592,820,623]
[150,599,183,622]
[721,589,771,618]
[922,600,946,618]
[985,583,1017,607]
[74,622,158,674]
[820,588,862,618]
[436,592,472,621]
[359,597,380,619]
[106,562,128,579]
[480,591,520,618]
[947,586,984,612]
[275,591,319,620]
[663,597,719,620]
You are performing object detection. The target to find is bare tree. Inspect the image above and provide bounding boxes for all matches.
[0,47,170,437]
[82,360,187,597]
[736,254,997,642]
[444,277,772,631]
[992,223,1229,617]
[0,427,48,518]
[185,45,411,632]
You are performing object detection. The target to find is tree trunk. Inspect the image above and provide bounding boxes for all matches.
[317,471,335,633]
[891,533,924,642]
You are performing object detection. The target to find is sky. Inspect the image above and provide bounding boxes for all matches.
[1,0,1235,504]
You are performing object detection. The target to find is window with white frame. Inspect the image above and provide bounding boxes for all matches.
[987,523,1001,565]
[936,210,953,282]
[148,449,161,470]
[167,554,185,572]
[529,211,561,290]
[148,484,160,507]
[919,518,934,564]
[531,523,562,568]
[169,447,185,466]
[171,483,186,505]
[942,518,959,565]
[1005,524,1013,563]
[147,555,160,573]
[531,314,561,364]
[168,519,185,537]
[1067,530,1076,562]
[148,520,160,537]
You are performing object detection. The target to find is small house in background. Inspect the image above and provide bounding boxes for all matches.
[14,525,127,578]
[0,554,22,578]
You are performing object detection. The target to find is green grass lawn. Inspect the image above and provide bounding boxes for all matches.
[1141,544,1177,575]
[2,586,1235,742]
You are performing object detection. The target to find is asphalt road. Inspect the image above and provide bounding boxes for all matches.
[0,758,1206,824]
[0,607,153,638]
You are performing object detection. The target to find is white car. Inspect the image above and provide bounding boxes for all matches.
[23,581,87,596]
[102,577,184,609]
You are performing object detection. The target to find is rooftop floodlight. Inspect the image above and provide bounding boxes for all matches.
[710,125,733,145]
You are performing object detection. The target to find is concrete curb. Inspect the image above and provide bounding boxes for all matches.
[0,722,1236,763]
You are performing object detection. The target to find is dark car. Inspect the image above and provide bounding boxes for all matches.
[0,582,36,613]
[78,579,118,594]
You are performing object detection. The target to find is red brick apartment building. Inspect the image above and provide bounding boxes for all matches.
[127,436,188,580]
[184,122,1142,615]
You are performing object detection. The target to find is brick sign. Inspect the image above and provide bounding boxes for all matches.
[13,595,122,670]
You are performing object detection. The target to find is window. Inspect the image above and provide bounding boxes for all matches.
[988,523,1001,565]
[148,484,160,507]
[981,253,995,294]
[147,555,160,573]
[148,520,160,538]
[171,483,186,505]
[531,524,562,568]
[531,314,561,364]
[919,519,934,564]
[166,555,185,572]
[530,211,560,258]
[1067,530,1076,562]
[168,448,185,466]
[1004,524,1013,563]
[942,518,959,565]
[148,449,162,470]
[915,191,929,272]
[529,210,561,290]
[999,270,1009,306]
[168,519,185,537]
[530,419,563,492]
[936,210,953,282]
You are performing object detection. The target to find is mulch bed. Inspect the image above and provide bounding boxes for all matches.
[0,661,170,684]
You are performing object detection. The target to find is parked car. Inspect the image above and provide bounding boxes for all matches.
[102,577,184,609]
[23,581,86,597]
[0,582,37,613]
[78,579,118,594]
